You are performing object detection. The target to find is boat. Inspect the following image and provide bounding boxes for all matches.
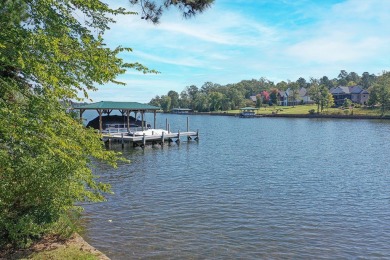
[130,129,169,136]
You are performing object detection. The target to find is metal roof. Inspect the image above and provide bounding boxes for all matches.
[73,101,160,110]
[240,107,257,110]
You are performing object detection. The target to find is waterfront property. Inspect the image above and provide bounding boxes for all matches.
[330,85,369,106]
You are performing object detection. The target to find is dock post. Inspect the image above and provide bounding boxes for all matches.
[195,129,199,141]
[142,133,146,147]
[187,117,189,132]
[176,130,181,144]
[166,118,168,131]
[121,133,124,148]
[161,131,165,146]
[168,123,170,133]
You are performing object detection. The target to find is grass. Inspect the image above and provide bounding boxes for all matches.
[220,104,390,117]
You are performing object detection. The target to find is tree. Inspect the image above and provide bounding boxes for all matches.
[226,87,244,109]
[269,88,278,105]
[130,0,214,23]
[276,81,288,91]
[343,98,352,108]
[319,76,334,89]
[368,71,390,116]
[297,77,308,89]
[287,82,300,107]
[186,85,199,109]
[179,90,190,108]
[193,92,210,112]
[347,72,360,85]
[319,87,331,112]
[209,91,225,111]
[255,94,262,108]
[326,92,335,110]
[201,82,220,94]
[261,90,270,104]
[308,78,322,114]
[160,95,172,112]
[360,72,377,89]
[0,0,213,247]
[338,70,349,86]
[167,90,179,110]
[149,95,162,107]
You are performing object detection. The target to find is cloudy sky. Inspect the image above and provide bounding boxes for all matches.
[88,0,390,103]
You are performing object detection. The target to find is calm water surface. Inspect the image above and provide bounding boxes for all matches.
[82,115,390,259]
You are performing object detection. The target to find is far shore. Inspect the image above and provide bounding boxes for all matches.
[176,111,390,120]
[164,104,390,120]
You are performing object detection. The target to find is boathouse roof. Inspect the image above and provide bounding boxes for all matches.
[73,101,160,111]
[240,107,257,110]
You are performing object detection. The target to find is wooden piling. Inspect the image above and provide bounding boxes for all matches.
[176,130,181,144]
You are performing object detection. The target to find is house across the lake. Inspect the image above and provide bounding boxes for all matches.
[330,85,369,106]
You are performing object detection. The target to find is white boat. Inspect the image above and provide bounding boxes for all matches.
[130,129,169,136]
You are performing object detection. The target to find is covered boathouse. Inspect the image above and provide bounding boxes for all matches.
[73,101,160,132]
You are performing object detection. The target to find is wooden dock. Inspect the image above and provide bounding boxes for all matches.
[103,130,199,148]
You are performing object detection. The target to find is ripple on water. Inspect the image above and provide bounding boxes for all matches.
[83,116,390,259]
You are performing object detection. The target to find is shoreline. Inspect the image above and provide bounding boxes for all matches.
[0,233,110,260]
[168,112,390,120]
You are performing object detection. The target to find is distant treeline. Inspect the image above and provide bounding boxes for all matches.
[149,70,378,112]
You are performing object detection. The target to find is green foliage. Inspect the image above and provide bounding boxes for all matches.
[308,109,316,114]
[1,0,215,249]
[131,0,214,23]
[0,0,134,248]
[368,71,390,116]
[167,90,179,110]
[160,95,171,112]
[307,79,331,113]
[343,98,352,108]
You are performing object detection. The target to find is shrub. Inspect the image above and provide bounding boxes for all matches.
[308,109,316,114]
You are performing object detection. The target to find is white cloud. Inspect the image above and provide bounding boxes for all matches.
[285,0,390,65]
[89,0,390,102]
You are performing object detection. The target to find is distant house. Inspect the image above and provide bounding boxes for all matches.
[285,87,311,105]
[299,87,312,104]
[277,91,288,106]
[330,85,369,106]
[249,95,257,103]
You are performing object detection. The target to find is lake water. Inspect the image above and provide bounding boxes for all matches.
[82,114,390,259]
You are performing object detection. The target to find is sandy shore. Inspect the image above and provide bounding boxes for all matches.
[0,233,109,260]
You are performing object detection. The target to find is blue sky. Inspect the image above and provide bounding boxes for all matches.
[87,0,390,103]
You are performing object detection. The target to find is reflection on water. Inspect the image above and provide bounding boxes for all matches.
[82,115,390,259]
